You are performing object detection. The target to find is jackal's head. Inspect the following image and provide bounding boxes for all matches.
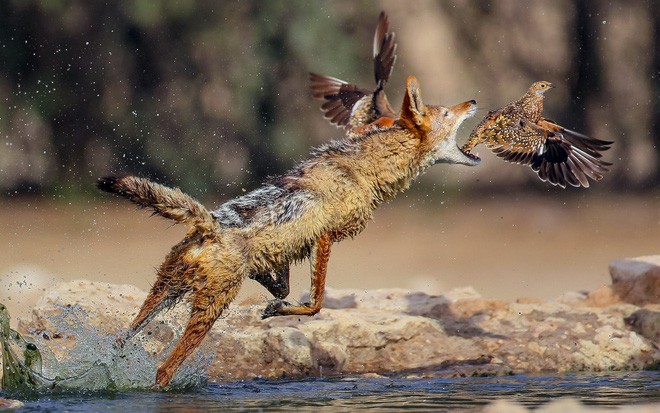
[399,76,480,167]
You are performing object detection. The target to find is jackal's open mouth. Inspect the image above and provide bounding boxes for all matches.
[459,103,480,162]
[466,104,478,119]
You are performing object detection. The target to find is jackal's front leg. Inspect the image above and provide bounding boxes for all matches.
[262,233,331,318]
[251,266,290,299]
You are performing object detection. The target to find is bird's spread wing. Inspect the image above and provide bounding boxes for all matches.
[373,11,397,88]
[488,118,610,188]
[309,73,370,127]
[521,119,611,188]
[538,118,613,158]
[310,12,397,129]
[530,134,588,188]
[462,108,508,154]
[489,117,546,166]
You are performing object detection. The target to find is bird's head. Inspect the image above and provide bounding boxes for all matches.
[530,81,555,96]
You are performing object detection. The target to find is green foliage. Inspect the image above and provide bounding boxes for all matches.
[0,1,371,199]
[1,1,657,198]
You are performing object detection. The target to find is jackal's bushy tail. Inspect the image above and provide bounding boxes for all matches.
[97,175,215,232]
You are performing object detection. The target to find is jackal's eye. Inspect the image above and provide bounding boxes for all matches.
[444,110,449,117]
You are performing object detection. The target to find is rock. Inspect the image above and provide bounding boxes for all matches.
[0,397,24,409]
[1,264,58,325]
[20,279,150,336]
[305,286,482,315]
[15,279,660,383]
[483,399,528,413]
[584,285,621,307]
[602,256,660,306]
[484,398,660,412]
[624,307,660,345]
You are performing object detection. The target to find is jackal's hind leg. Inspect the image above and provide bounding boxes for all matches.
[262,233,331,319]
[116,281,172,347]
[251,266,290,299]
[153,303,218,388]
[154,276,241,388]
[117,266,186,347]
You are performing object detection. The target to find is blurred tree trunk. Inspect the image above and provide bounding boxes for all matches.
[567,0,601,133]
[650,1,660,185]
[568,0,636,188]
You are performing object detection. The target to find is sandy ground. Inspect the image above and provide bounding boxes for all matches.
[2,193,659,328]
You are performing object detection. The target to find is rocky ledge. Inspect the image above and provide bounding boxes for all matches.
[16,255,660,382]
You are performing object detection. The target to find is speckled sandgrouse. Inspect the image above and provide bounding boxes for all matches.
[461,81,613,188]
[309,11,397,129]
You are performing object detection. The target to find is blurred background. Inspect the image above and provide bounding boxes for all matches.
[1,0,658,325]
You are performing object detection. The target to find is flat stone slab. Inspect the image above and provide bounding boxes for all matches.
[16,273,660,382]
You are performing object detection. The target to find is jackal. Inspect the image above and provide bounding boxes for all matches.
[97,76,478,388]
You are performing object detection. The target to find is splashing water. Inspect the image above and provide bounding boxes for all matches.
[1,302,212,397]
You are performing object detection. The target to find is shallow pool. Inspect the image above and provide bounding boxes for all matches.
[7,371,659,412]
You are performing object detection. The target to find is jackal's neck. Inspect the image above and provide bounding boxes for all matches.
[359,128,426,205]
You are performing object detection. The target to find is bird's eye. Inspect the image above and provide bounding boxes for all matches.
[540,83,546,88]
[444,110,449,117]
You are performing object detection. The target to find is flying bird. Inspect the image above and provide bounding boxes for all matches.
[309,11,397,130]
[461,81,613,188]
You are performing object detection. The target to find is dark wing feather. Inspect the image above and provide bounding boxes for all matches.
[309,73,370,127]
[530,135,578,188]
[309,12,398,129]
[492,119,608,188]
[528,122,612,188]
[538,118,613,158]
[373,11,397,87]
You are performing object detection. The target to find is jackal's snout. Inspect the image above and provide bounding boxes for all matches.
[454,99,478,119]
[431,99,480,166]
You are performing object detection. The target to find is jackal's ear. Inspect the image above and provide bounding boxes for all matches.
[400,76,428,130]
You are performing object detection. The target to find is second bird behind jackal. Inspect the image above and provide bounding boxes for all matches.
[310,11,397,130]
[97,76,479,388]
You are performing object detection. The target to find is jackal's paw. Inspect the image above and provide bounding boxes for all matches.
[262,299,292,319]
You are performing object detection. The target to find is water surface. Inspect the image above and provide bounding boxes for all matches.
[10,371,659,412]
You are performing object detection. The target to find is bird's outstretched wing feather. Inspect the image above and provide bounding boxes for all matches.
[538,118,613,158]
[309,73,370,127]
[310,11,397,129]
[373,11,397,88]
[496,119,611,188]
[485,118,610,188]
[489,118,546,165]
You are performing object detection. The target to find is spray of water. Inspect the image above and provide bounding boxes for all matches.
[1,302,212,396]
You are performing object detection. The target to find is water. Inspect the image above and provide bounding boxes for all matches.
[7,371,659,412]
